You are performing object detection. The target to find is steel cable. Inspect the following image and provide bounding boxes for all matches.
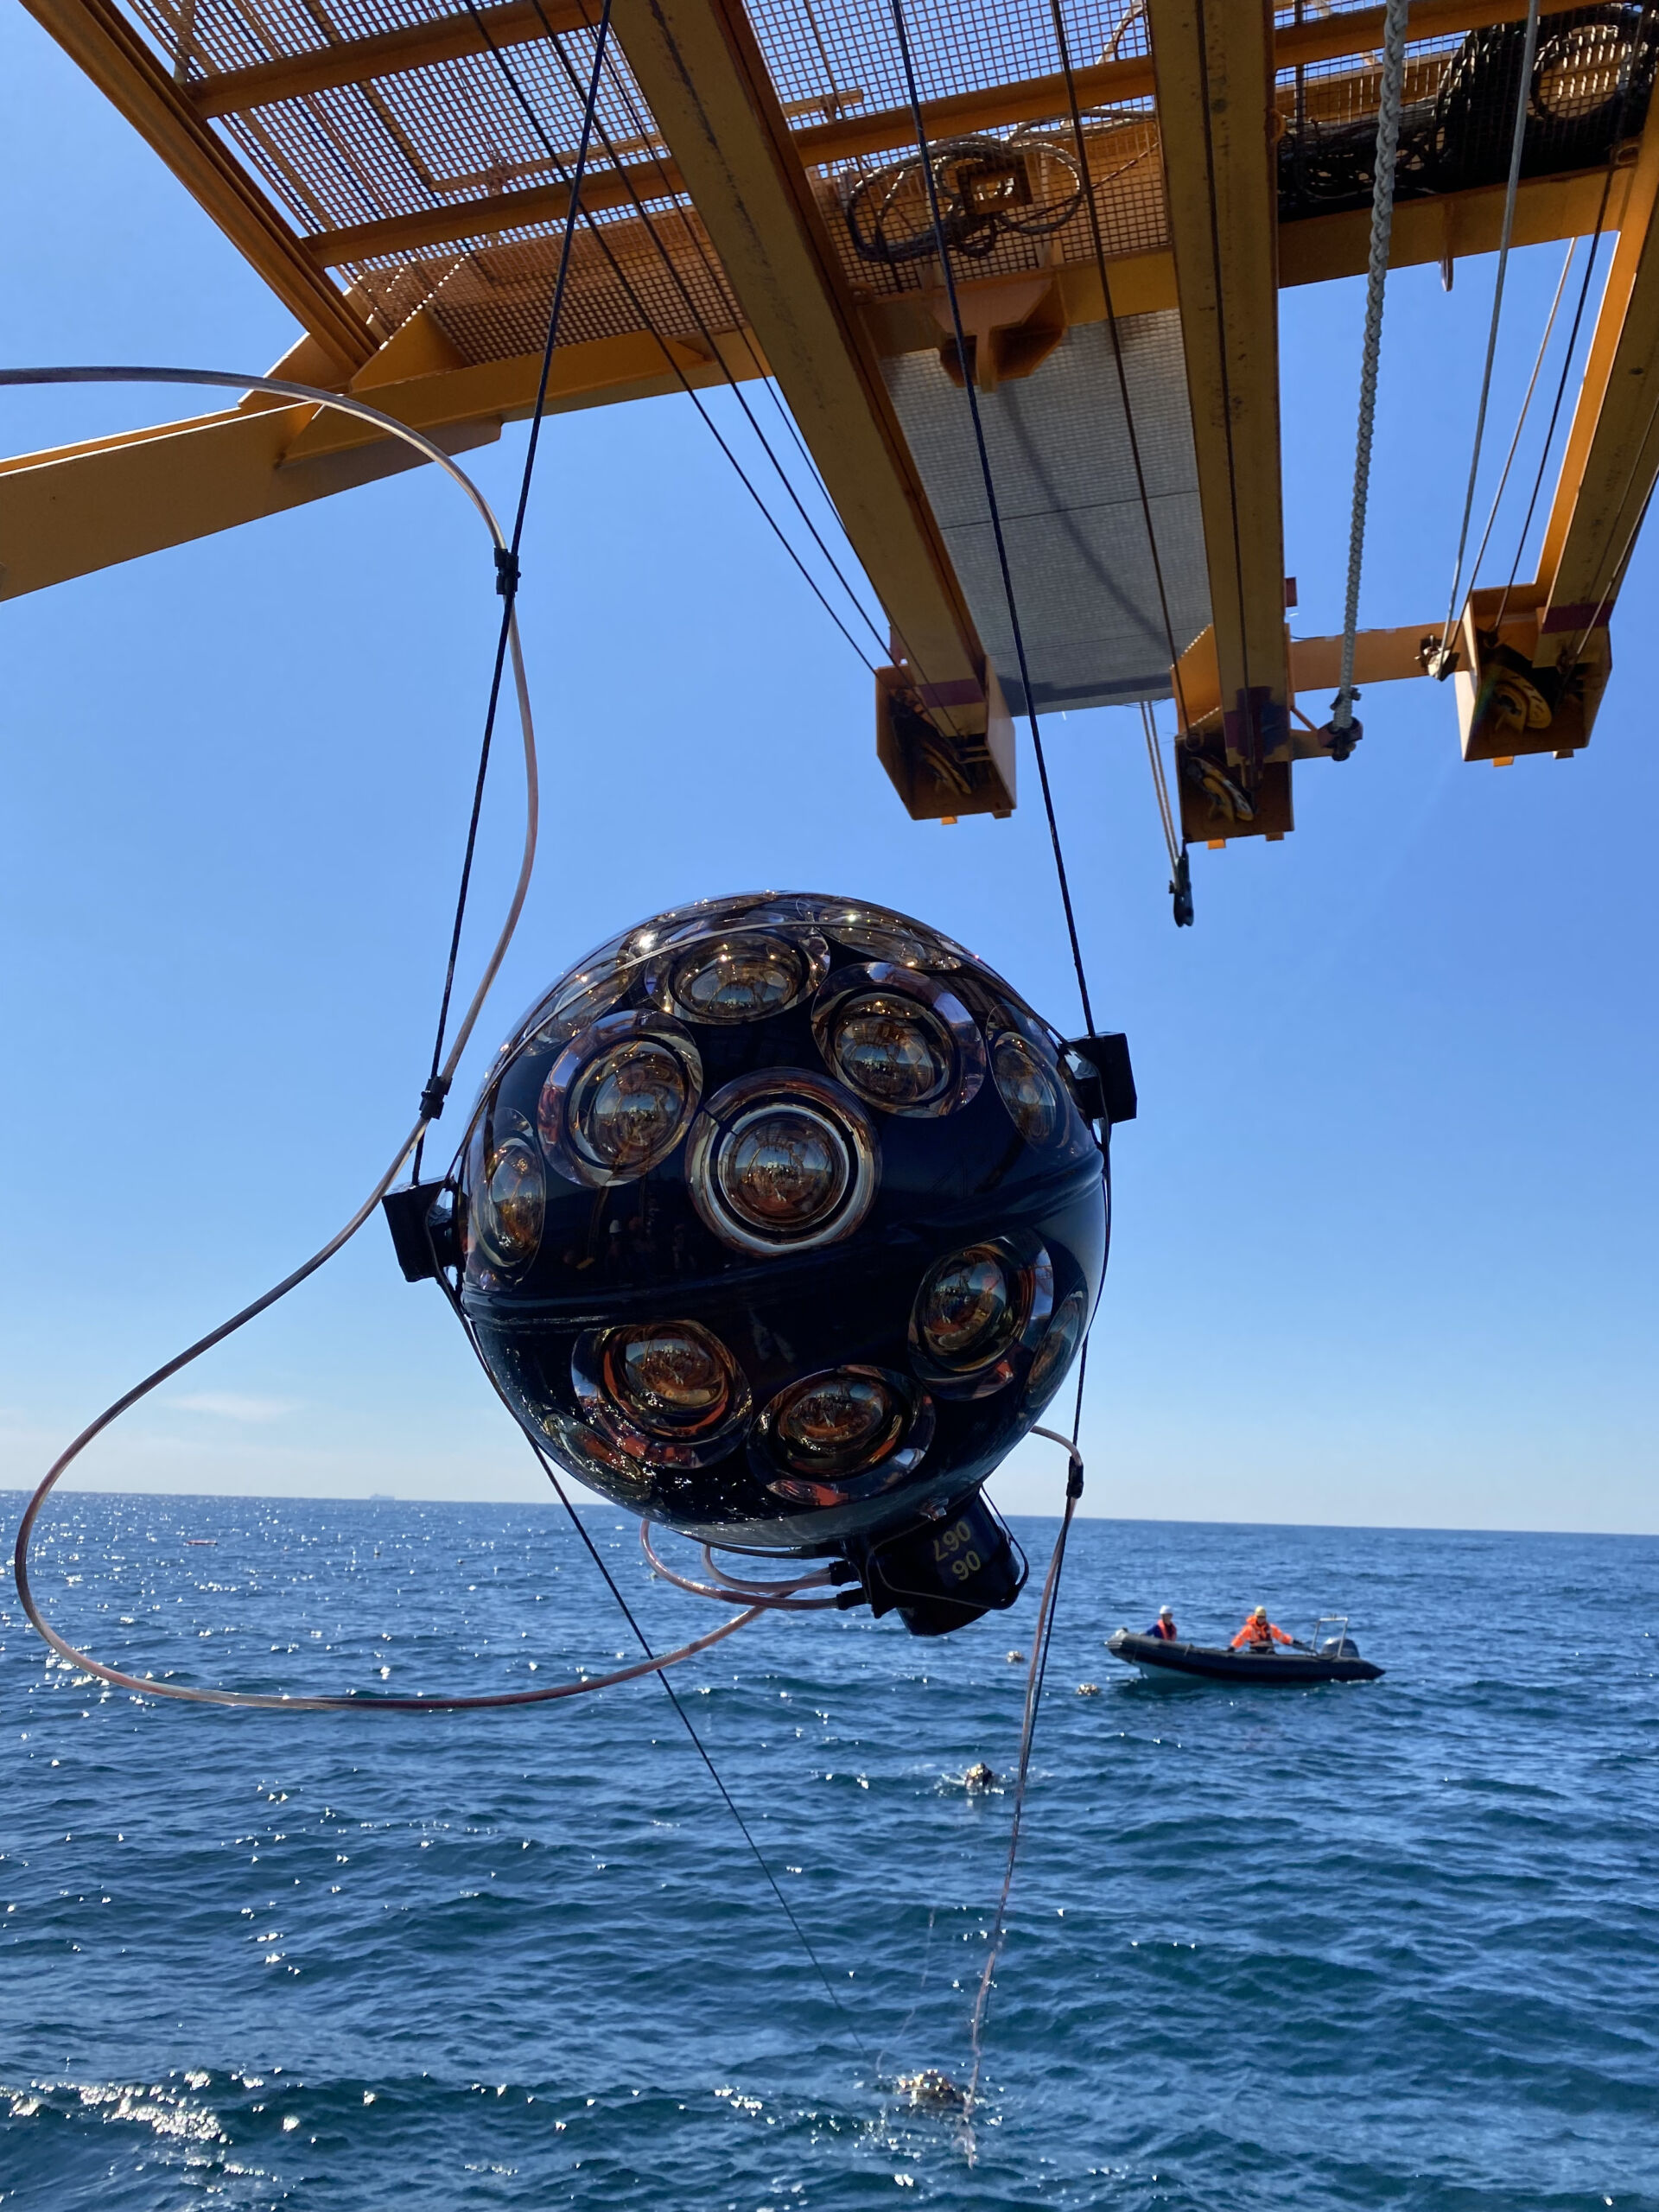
[416,0,616,1178]
[1435,0,1544,664]
[887,0,1097,1033]
[457,0,885,680]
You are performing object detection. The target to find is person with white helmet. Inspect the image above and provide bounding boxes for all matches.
[1144,1604,1179,1642]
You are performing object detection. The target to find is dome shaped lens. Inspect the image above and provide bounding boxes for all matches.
[611,1323,741,1433]
[719,1108,849,1230]
[475,1133,544,1270]
[573,1041,690,1171]
[574,1319,751,1465]
[829,998,952,1109]
[658,933,820,1023]
[918,1248,1011,1363]
[540,1012,703,1189]
[1027,1291,1085,1407]
[992,1033,1063,1146]
[777,1374,899,1471]
[686,1073,878,1256]
[810,963,984,1119]
[752,1365,937,1497]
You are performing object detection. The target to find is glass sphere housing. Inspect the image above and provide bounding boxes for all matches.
[453,891,1108,1549]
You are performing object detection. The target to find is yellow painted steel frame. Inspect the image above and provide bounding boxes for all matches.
[1533,98,1659,664]
[1147,0,1289,782]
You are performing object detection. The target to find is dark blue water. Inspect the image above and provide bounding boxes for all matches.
[3,1497,1655,2210]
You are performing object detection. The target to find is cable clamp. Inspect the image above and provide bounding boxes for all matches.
[493,547,520,598]
[419,1074,452,1122]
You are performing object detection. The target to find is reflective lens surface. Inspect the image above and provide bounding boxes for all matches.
[540,1013,703,1189]
[474,1133,544,1270]
[774,1372,901,1474]
[686,1072,878,1254]
[992,1033,1063,1146]
[828,999,952,1109]
[609,1322,745,1436]
[655,932,823,1023]
[720,1109,849,1229]
[573,1042,690,1169]
[573,1319,750,1466]
[917,1247,1012,1362]
[1027,1290,1085,1406]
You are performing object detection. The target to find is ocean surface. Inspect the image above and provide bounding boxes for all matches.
[2,1496,1654,2211]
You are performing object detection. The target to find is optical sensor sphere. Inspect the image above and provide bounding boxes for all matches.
[453,892,1108,1556]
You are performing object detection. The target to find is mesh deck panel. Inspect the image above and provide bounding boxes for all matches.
[885,314,1209,714]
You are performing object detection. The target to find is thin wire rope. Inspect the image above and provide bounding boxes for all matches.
[457,0,883,680]
[553,0,982,747]
[963,1359,1090,2134]
[2,365,546,1710]
[1047,0,1192,743]
[430,1218,872,2063]
[1141,699,1180,869]
[1491,0,1655,633]
[887,0,1096,1033]
[1459,237,1577,607]
[530,1444,875,2068]
[546,0,969,741]
[1435,0,1544,661]
[415,0,614,1179]
[1331,0,1410,736]
[545,12,896,670]
[1557,371,1659,667]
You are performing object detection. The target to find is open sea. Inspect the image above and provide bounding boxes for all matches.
[1,1496,1654,2211]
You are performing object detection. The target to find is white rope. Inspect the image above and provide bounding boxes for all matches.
[5,364,563,1713]
[1328,0,1411,742]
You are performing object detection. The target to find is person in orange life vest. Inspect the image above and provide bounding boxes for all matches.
[1145,1605,1179,1641]
[1231,1605,1294,1649]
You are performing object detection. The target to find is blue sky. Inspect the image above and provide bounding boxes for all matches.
[3,9,1654,1534]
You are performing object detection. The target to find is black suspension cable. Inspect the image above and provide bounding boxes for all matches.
[1490,0,1656,635]
[414,0,614,1179]
[887,0,1096,1033]
[1434,0,1544,663]
[429,1217,873,2065]
[540,0,971,747]
[536,8,894,667]
[1047,0,1189,730]
[456,0,883,677]
[534,1443,874,2067]
[1048,0,1194,921]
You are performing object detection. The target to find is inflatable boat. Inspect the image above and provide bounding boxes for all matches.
[1106,1625,1383,1685]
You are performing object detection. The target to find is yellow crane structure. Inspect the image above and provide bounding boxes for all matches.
[5,0,1657,844]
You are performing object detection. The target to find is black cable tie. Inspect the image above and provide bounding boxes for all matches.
[493,547,520,598]
[419,1075,452,1122]
[1066,1464,1085,1501]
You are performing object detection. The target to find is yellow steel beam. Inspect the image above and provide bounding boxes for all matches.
[1148,0,1287,772]
[1279,164,1636,289]
[200,0,1530,169]
[17,0,375,373]
[0,320,753,600]
[1534,98,1659,657]
[293,1,1540,270]
[610,0,1012,818]
[306,161,685,267]
[192,0,594,115]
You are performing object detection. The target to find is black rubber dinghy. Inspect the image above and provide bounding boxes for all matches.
[1107,1629,1384,1684]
